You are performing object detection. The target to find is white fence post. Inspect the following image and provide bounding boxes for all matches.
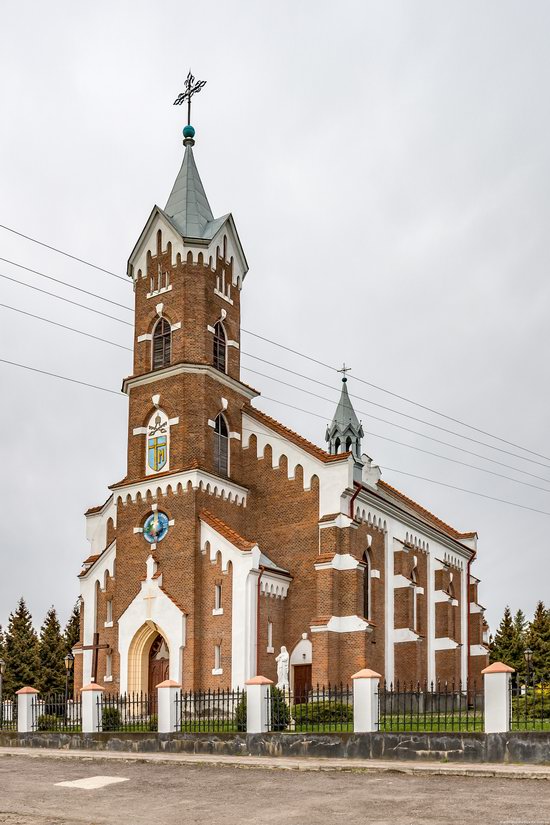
[482,662,514,733]
[245,676,273,734]
[81,683,104,733]
[352,668,381,733]
[157,680,181,733]
[16,687,39,733]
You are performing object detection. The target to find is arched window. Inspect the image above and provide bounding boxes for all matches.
[363,552,371,620]
[334,437,341,454]
[213,322,226,373]
[214,414,229,476]
[152,318,171,370]
[345,436,352,453]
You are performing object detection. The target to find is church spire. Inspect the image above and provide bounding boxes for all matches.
[164,132,215,239]
[325,367,364,460]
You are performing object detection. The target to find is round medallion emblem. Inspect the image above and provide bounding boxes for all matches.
[143,511,169,544]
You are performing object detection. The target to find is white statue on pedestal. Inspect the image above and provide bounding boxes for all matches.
[276,646,290,689]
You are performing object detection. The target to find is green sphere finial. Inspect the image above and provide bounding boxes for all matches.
[183,124,195,138]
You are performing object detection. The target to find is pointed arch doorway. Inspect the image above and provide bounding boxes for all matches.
[148,633,170,695]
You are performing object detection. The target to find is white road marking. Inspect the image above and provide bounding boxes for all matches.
[55,775,129,790]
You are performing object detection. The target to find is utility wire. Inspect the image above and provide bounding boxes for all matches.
[1,220,547,464]
[379,467,550,518]
[0,256,133,311]
[0,273,133,326]
[241,351,550,470]
[0,358,123,396]
[3,296,550,490]
[0,304,132,352]
[0,224,126,281]
[241,328,550,464]
[244,363,550,484]
[256,395,550,493]
[2,355,549,518]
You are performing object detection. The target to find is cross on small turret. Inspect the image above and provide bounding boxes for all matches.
[337,363,352,383]
[173,70,207,125]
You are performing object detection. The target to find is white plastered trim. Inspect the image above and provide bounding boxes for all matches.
[214,288,233,305]
[212,608,224,616]
[319,513,355,529]
[393,628,421,643]
[470,644,489,656]
[212,668,224,676]
[170,322,181,331]
[137,334,153,343]
[147,284,173,299]
[434,589,453,603]
[207,325,216,334]
[227,340,239,349]
[393,574,414,589]
[310,615,371,633]
[133,427,147,436]
[371,569,381,579]
[229,432,241,440]
[434,637,459,651]
[314,553,361,571]
[470,602,484,614]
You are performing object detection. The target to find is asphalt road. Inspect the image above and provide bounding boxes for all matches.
[1,754,550,825]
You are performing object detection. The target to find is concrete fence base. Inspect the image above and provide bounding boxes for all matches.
[2,730,550,765]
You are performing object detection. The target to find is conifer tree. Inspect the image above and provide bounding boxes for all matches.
[513,609,527,644]
[490,605,524,672]
[39,607,66,695]
[63,601,81,698]
[63,602,81,652]
[3,598,40,695]
[526,601,550,679]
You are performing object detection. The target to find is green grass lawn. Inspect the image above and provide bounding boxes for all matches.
[378,713,484,732]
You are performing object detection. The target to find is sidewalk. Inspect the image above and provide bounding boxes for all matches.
[1,746,549,780]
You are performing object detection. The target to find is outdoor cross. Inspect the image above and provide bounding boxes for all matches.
[338,363,352,380]
[82,632,110,683]
[143,588,157,619]
[173,70,207,125]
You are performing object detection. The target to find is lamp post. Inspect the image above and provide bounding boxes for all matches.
[524,647,533,690]
[64,652,74,717]
[0,659,5,728]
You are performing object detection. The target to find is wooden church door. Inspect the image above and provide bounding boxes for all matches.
[148,634,169,712]
[293,664,312,702]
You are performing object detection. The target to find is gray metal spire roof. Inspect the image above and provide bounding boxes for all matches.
[164,143,215,239]
[325,378,364,459]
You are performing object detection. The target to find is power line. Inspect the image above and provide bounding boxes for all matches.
[241,353,550,470]
[0,304,132,352]
[1,220,547,465]
[241,328,550,464]
[379,467,550,518]
[243,363,550,485]
[0,273,133,326]
[0,256,133,311]
[0,359,123,396]
[257,395,550,493]
[4,294,550,491]
[3,354,549,516]
[0,224,126,281]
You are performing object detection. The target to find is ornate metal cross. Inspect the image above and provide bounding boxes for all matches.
[173,70,207,125]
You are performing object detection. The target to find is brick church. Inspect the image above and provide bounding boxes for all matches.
[74,118,489,696]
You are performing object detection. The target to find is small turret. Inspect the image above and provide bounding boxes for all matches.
[325,373,364,460]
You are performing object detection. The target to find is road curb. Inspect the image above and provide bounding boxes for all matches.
[1,747,550,780]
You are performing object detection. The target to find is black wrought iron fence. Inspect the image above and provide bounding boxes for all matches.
[267,684,353,733]
[510,679,550,730]
[31,694,82,732]
[98,692,156,732]
[0,698,17,731]
[176,687,245,732]
[378,680,483,732]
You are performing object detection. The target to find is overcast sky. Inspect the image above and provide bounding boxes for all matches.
[1,1,549,634]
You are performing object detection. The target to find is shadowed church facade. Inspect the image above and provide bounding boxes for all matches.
[74,118,489,695]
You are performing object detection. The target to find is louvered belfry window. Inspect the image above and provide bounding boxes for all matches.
[214,414,229,476]
[213,322,226,373]
[152,318,171,370]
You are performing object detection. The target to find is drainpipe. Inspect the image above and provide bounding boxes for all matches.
[466,546,477,685]
[256,565,265,676]
[349,481,362,519]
